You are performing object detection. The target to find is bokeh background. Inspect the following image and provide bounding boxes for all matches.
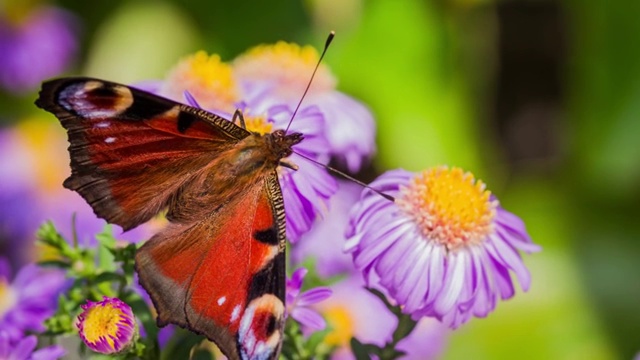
[1,0,639,359]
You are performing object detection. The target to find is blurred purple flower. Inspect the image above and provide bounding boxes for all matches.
[233,42,376,172]
[0,121,155,268]
[345,167,541,328]
[0,6,78,93]
[314,275,447,359]
[77,296,137,354]
[286,268,332,330]
[291,181,362,277]
[0,331,65,360]
[0,257,65,342]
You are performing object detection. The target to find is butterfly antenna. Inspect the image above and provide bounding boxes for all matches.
[285,31,335,133]
[293,150,396,202]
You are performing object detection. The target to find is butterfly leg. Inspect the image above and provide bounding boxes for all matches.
[232,109,247,129]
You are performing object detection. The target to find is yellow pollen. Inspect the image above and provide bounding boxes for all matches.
[161,51,238,112]
[397,166,497,250]
[243,115,273,135]
[233,42,336,97]
[82,303,131,348]
[0,279,17,318]
[323,306,355,347]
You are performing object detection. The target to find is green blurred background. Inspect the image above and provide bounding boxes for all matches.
[2,0,639,358]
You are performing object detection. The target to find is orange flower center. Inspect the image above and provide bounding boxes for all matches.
[396,166,497,250]
[82,303,133,350]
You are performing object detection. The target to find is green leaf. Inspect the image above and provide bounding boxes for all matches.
[37,260,71,269]
[96,225,117,271]
[391,314,418,345]
[161,329,207,360]
[350,338,372,360]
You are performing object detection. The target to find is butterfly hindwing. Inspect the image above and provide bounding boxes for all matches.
[135,174,286,360]
[35,77,251,230]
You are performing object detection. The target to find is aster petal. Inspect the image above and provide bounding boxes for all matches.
[424,245,446,305]
[487,234,532,291]
[496,225,541,253]
[32,345,66,360]
[391,232,428,305]
[354,221,413,271]
[488,255,516,300]
[433,251,467,316]
[374,226,419,280]
[11,335,37,360]
[403,240,434,312]
[297,287,333,306]
[291,307,326,330]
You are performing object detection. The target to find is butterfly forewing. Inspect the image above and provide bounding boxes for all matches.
[36,78,294,360]
[35,77,250,230]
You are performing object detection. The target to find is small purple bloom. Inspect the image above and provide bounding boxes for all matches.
[286,268,332,330]
[345,167,541,328]
[77,296,137,354]
[0,331,65,360]
[0,6,78,93]
[0,258,65,342]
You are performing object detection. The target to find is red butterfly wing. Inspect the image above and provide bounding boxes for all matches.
[36,78,295,360]
[136,174,286,360]
[35,77,250,230]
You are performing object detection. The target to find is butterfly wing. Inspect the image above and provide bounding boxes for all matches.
[35,77,251,230]
[136,174,286,360]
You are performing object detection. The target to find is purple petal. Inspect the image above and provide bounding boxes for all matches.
[291,307,326,330]
[297,287,332,306]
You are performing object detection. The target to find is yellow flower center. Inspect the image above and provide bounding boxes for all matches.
[161,51,238,112]
[0,279,17,319]
[323,305,355,347]
[396,166,497,250]
[82,303,132,349]
[243,114,273,135]
[233,42,336,98]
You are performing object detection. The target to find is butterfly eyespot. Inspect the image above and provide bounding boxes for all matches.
[59,81,134,118]
[104,137,116,143]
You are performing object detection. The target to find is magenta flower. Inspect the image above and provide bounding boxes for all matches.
[286,268,332,330]
[0,331,65,360]
[0,258,66,341]
[0,6,77,93]
[345,167,541,328]
[77,297,137,354]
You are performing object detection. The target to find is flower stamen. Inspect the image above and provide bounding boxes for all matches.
[396,166,497,250]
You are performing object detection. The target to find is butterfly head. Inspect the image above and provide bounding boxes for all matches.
[267,129,303,159]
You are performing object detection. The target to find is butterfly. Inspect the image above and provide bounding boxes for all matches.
[35,77,304,360]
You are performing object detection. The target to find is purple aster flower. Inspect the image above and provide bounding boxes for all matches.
[0,258,66,341]
[0,331,65,360]
[345,167,541,328]
[233,42,376,172]
[286,268,332,330]
[291,181,362,277]
[314,275,447,359]
[0,6,78,93]
[77,296,138,355]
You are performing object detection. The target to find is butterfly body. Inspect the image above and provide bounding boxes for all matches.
[36,77,302,360]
